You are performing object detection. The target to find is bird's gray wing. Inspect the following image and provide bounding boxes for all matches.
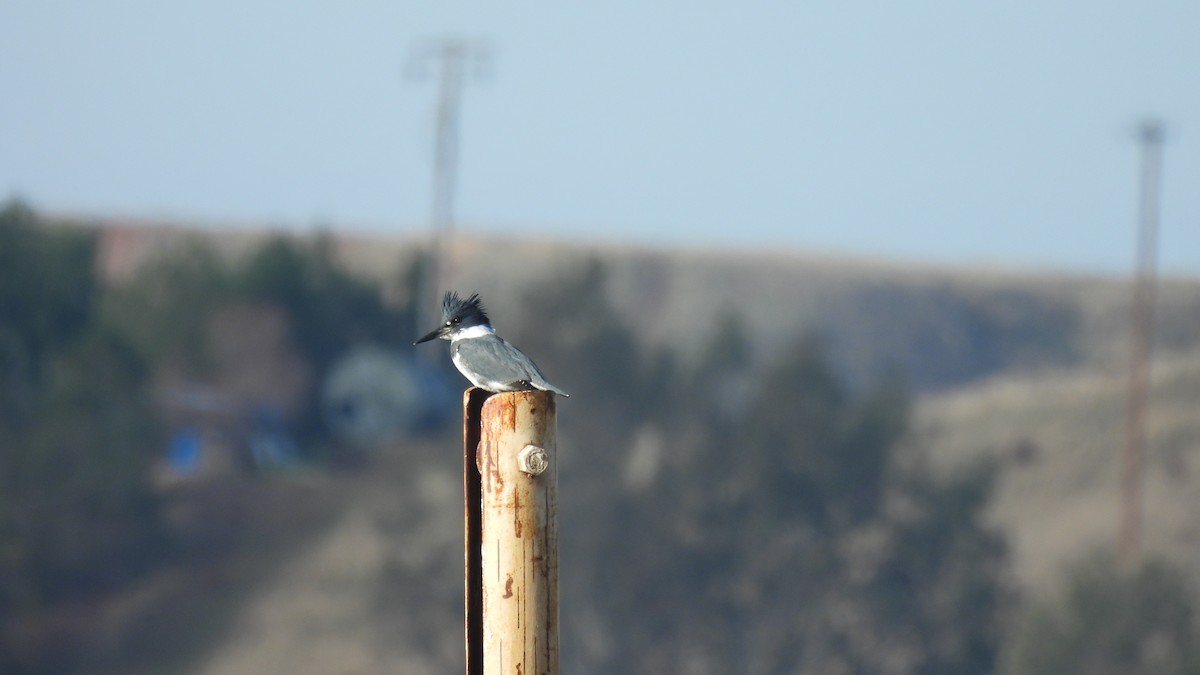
[454,337,539,387]
[457,337,568,396]
[496,338,569,396]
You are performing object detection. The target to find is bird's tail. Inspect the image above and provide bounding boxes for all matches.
[536,382,569,397]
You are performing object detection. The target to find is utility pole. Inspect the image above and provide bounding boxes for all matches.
[1118,119,1164,571]
[408,37,490,330]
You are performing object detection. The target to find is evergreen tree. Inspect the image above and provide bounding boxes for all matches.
[535,286,1014,674]
[1004,556,1200,675]
[0,203,161,667]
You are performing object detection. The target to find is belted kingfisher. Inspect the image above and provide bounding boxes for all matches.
[414,291,569,397]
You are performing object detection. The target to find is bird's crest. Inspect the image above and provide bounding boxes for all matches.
[441,291,490,326]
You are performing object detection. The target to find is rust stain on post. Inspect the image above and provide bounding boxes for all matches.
[473,389,559,675]
[512,492,523,538]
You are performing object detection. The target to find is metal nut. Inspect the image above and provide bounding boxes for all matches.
[517,444,549,476]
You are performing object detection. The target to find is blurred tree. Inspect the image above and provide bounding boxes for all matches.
[739,336,851,530]
[863,459,1009,674]
[0,202,161,674]
[105,231,415,448]
[550,309,1011,674]
[230,233,410,442]
[1,200,97,425]
[0,211,426,670]
[232,232,405,371]
[680,305,753,431]
[1003,556,1200,675]
[8,329,159,600]
[100,237,231,373]
[391,247,426,344]
[510,259,649,522]
[513,259,643,421]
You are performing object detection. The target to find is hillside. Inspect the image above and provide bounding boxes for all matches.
[915,345,1200,591]
[72,217,1200,672]
[92,218,1200,392]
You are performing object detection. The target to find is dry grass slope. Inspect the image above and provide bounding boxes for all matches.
[914,346,1200,592]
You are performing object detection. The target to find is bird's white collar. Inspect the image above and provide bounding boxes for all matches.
[452,324,496,340]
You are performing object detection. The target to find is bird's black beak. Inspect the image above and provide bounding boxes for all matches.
[414,326,445,345]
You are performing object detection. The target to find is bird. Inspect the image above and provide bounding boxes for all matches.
[414,291,569,397]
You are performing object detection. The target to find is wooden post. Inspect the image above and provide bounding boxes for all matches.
[464,388,560,675]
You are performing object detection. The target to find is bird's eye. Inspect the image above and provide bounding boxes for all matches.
[450,317,461,325]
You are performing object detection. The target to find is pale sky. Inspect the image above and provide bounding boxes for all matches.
[2,1,1198,274]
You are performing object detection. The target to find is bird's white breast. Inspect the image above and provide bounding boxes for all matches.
[451,336,516,392]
